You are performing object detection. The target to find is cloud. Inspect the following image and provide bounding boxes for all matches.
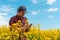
[0,5,14,17]
[0,5,14,26]
[32,10,40,15]
[0,12,8,16]
[32,0,38,4]
[0,15,9,26]
[48,15,54,18]
[48,8,58,12]
[0,5,14,13]
[0,16,8,26]
[47,0,56,5]
[32,11,37,15]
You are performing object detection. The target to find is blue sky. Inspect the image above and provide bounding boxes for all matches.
[0,0,60,30]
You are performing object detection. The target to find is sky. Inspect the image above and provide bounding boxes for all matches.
[0,0,60,30]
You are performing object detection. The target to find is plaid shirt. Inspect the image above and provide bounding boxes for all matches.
[9,15,28,26]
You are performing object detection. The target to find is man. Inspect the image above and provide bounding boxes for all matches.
[9,6,32,40]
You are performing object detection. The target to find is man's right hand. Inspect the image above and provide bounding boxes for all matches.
[21,24,32,32]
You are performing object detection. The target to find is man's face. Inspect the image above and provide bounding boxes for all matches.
[17,11,25,17]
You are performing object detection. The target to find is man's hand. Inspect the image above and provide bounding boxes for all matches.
[21,24,32,32]
[20,24,32,32]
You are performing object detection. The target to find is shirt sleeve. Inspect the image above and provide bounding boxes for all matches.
[9,17,15,31]
[25,19,29,24]
[9,17,14,26]
[24,18,30,32]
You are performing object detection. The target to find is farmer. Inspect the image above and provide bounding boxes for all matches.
[9,6,32,40]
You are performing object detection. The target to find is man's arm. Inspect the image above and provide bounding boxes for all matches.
[23,19,32,32]
[9,17,14,31]
[20,24,32,32]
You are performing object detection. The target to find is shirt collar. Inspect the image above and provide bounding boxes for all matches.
[16,15,24,19]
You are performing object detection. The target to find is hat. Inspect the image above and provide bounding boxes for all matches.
[17,6,26,12]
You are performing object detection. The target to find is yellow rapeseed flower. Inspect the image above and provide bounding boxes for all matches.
[18,20,21,23]
[32,38,37,40]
